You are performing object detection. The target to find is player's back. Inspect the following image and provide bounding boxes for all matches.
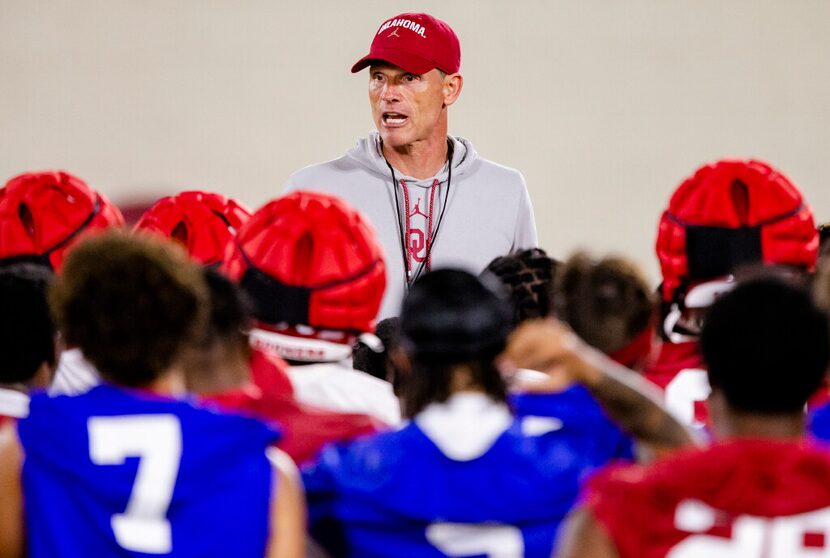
[809,400,830,442]
[18,384,278,558]
[302,393,588,558]
[510,385,634,467]
[584,438,830,558]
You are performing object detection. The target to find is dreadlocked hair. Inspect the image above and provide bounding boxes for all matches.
[484,248,559,326]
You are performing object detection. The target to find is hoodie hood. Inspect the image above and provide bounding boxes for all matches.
[283,130,538,321]
[346,131,478,186]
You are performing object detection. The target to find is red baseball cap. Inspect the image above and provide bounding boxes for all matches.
[351,12,461,75]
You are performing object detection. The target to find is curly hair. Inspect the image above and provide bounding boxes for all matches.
[484,248,559,326]
[50,231,208,387]
[554,252,655,355]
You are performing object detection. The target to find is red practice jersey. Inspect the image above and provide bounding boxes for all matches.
[644,341,710,429]
[585,438,830,558]
[645,342,830,429]
[203,349,382,464]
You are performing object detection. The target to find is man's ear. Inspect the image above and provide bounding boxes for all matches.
[387,346,412,398]
[442,73,463,108]
[389,347,412,377]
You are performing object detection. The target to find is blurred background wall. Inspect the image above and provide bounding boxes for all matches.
[2,0,828,282]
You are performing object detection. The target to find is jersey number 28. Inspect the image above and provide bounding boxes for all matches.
[669,500,830,557]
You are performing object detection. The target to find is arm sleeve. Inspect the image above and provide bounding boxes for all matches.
[301,447,349,556]
[511,174,538,251]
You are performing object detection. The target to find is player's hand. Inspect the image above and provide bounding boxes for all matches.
[500,319,603,392]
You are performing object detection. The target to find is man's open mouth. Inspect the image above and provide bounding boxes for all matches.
[382,112,409,126]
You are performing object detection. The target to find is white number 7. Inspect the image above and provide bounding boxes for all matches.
[88,415,182,554]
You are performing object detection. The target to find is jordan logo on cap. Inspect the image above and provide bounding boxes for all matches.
[387,28,401,38]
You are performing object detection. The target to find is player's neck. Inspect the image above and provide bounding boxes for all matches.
[715,411,805,440]
[383,131,450,180]
[0,382,28,394]
[142,368,188,397]
[448,364,487,395]
[710,390,806,440]
[185,342,251,395]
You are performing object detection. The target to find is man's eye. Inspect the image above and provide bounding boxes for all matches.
[403,74,418,82]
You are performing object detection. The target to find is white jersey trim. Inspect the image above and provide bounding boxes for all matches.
[0,388,30,419]
[287,361,402,426]
[416,392,512,461]
[50,348,99,396]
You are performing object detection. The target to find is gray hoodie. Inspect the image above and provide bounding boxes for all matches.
[284,132,537,320]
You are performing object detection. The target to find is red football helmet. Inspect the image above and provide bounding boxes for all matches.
[656,159,817,305]
[0,171,125,272]
[134,191,251,266]
[223,191,386,339]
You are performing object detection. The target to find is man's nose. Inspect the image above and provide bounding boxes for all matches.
[381,83,400,102]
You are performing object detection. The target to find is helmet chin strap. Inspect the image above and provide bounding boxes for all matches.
[663,304,699,344]
[664,277,736,343]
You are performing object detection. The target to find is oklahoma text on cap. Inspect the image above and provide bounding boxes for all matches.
[351,12,461,75]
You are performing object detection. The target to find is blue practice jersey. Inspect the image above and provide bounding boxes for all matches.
[809,401,830,442]
[302,406,594,558]
[18,384,279,558]
[510,385,635,466]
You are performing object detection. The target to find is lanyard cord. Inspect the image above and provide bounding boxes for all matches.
[384,139,454,289]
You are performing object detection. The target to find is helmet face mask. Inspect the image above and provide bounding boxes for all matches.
[0,172,125,272]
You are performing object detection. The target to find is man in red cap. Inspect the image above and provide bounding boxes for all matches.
[284,12,538,320]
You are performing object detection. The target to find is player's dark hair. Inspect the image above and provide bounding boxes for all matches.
[701,276,830,414]
[819,222,830,259]
[484,248,558,326]
[50,231,208,387]
[816,259,830,311]
[397,269,510,418]
[0,263,56,384]
[200,266,253,348]
[352,317,400,381]
[818,222,830,303]
[553,252,654,355]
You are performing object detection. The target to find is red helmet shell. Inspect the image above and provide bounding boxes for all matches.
[0,171,125,272]
[223,191,386,334]
[656,159,817,302]
[135,191,251,266]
